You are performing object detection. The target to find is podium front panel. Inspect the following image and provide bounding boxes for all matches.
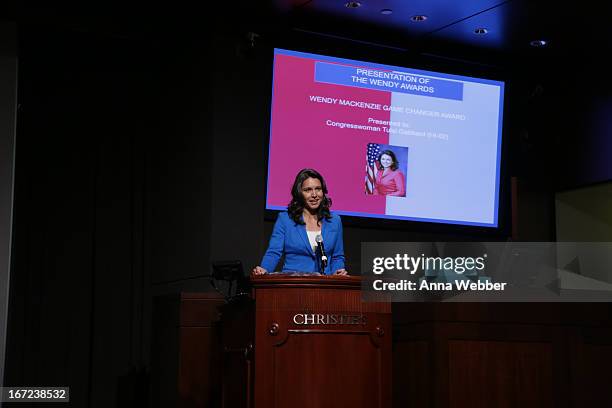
[251,276,391,408]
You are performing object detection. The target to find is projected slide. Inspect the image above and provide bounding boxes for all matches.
[266,48,504,227]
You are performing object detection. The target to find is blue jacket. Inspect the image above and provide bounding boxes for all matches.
[261,211,345,275]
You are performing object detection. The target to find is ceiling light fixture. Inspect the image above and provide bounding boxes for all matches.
[410,15,428,22]
[474,28,488,35]
[530,40,548,47]
[345,1,362,8]
[380,9,393,15]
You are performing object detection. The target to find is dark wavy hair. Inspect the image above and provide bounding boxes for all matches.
[377,150,399,171]
[287,168,333,225]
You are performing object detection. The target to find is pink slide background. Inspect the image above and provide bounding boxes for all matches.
[267,54,390,214]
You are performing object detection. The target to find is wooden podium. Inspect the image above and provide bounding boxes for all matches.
[220,274,391,408]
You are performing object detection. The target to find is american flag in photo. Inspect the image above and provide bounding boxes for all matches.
[365,143,381,194]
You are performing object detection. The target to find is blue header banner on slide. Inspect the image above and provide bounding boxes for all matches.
[315,62,464,101]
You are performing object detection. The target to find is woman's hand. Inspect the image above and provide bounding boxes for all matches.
[251,266,268,276]
[333,268,348,276]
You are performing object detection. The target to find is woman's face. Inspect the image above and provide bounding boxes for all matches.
[301,177,323,212]
[380,154,393,169]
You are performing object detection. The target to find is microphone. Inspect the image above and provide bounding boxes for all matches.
[315,234,328,271]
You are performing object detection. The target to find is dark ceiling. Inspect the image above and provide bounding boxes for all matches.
[9,1,611,70]
[268,0,611,68]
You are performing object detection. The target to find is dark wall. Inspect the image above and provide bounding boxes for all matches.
[4,24,219,406]
[552,59,612,189]
[0,21,17,388]
[6,27,153,406]
[514,49,612,192]
[209,32,270,271]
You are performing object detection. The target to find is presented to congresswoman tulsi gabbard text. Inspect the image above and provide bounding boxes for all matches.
[361,242,612,302]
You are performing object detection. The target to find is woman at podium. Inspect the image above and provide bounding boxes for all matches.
[252,168,347,276]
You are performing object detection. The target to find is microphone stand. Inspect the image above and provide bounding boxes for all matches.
[316,239,327,275]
